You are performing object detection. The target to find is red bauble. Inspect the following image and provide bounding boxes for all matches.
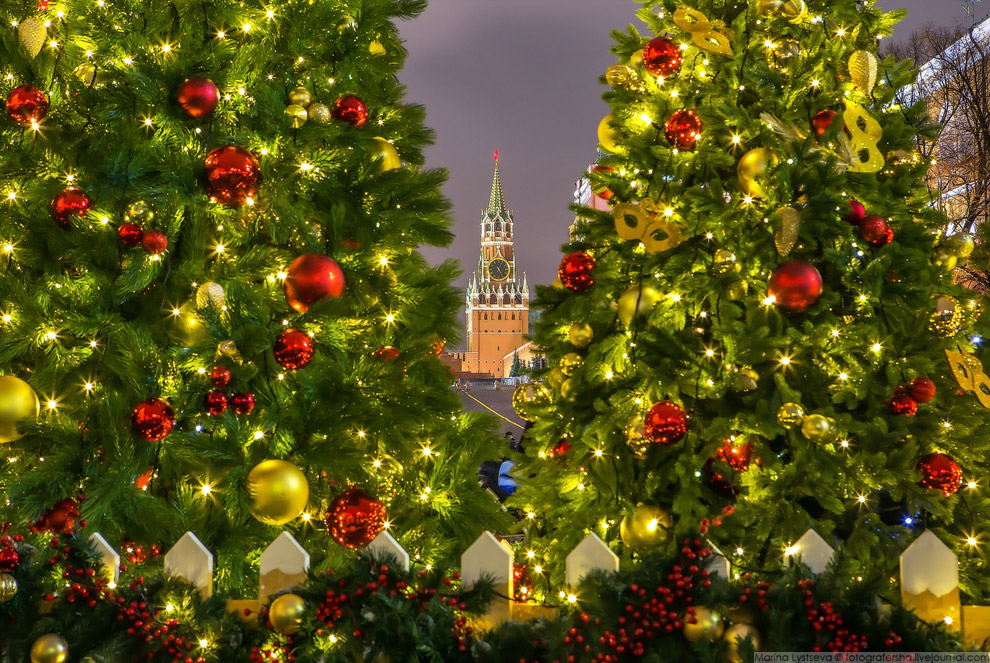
[430,338,446,357]
[141,229,168,255]
[859,215,891,247]
[283,254,346,313]
[889,393,918,416]
[644,400,688,445]
[204,145,261,207]
[209,366,231,388]
[549,438,571,459]
[558,252,596,292]
[176,76,219,118]
[591,165,614,201]
[811,110,836,137]
[918,452,962,496]
[844,200,866,225]
[374,346,400,362]
[230,392,255,415]
[325,487,387,549]
[908,377,936,404]
[705,438,755,497]
[203,390,228,416]
[51,188,91,228]
[0,547,18,571]
[131,398,175,442]
[768,260,823,313]
[332,94,368,128]
[31,499,81,535]
[274,328,315,371]
[6,84,49,125]
[642,36,683,77]
[118,222,144,247]
[664,109,702,151]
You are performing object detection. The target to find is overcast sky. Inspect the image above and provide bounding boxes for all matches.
[398,0,987,290]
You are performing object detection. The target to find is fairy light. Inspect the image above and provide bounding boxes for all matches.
[857,495,867,504]
[379,256,389,267]
[422,446,433,457]
[967,536,978,547]
[89,340,98,348]
[373,459,382,468]
[166,603,175,612]
[527,511,536,519]
[871,342,882,353]
[839,372,848,381]
[83,382,94,392]
[216,31,225,39]
[831,329,840,338]
[534,565,543,573]
[214,243,225,254]
[736,547,744,555]
[784,545,798,556]
[302,512,311,522]
[705,349,715,358]
[266,8,275,18]
[254,431,265,440]
[779,355,791,366]
[731,135,741,144]
[199,639,209,648]
[357,430,366,438]
[968,480,978,489]
[836,28,846,37]
[385,314,394,323]
[840,439,850,448]
[242,23,252,31]
[45,331,57,341]
[593,449,603,458]
[47,399,57,410]
[201,484,211,496]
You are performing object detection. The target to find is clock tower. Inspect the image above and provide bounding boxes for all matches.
[462,153,530,377]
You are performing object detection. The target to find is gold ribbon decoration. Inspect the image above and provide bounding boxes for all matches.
[673,6,734,57]
[840,99,885,174]
[848,50,878,96]
[945,348,990,408]
[613,199,686,253]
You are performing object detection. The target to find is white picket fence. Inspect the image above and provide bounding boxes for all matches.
[82,527,990,642]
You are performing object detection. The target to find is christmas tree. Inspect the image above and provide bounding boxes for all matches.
[513,0,990,606]
[0,0,507,653]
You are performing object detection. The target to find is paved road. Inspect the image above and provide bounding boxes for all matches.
[457,386,526,437]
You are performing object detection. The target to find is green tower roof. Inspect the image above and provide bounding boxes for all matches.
[488,151,507,217]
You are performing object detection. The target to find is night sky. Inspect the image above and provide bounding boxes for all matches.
[398,0,988,292]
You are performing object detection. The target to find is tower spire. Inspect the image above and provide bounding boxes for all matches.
[488,151,507,216]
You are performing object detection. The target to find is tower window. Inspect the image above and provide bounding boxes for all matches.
[512,313,515,320]
[504,294,511,306]
[515,294,523,305]
[484,313,488,320]
[494,221,502,233]
[498,313,502,320]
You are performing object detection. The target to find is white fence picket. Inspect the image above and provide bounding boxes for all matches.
[259,532,309,603]
[565,532,618,588]
[164,531,213,598]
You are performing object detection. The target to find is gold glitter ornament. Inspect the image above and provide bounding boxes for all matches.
[848,50,878,95]
[944,233,975,258]
[801,414,835,442]
[546,366,566,391]
[727,280,748,301]
[126,201,153,223]
[512,383,550,422]
[337,14,357,33]
[606,64,630,87]
[0,573,17,602]
[559,352,583,376]
[625,416,650,459]
[777,402,805,429]
[568,323,594,348]
[772,207,801,256]
[246,460,309,525]
[288,86,312,107]
[307,103,331,124]
[738,367,759,391]
[713,249,741,276]
[75,63,97,86]
[196,282,225,310]
[18,17,46,58]
[930,295,963,337]
[369,40,386,56]
[285,104,308,129]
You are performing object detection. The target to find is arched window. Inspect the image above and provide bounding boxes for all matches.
[485,223,492,235]
[511,313,516,320]
[515,294,523,305]
[484,313,488,320]
[494,221,502,233]
[503,294,511,306]
[498,313,502,320]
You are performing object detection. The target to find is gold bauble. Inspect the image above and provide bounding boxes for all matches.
[0,573,17,602]
[625,416,650,459]
[18,17,46,58]
[723,624,762,663]
[552,278,565,289]
[598,114,624,154]
[285,104,308,129]
[629,50,644,68]
[371,137,401,173]
[605,64,630,87]
[560,377,577,402]
[776,402,805,429]
[944,233,975,258]
[246,460,310,525]
[568,323,594,348]
[337,14,357,33]
[126,201,153,223]
[930,295,963,338]
[369,40,386,56]
[848,50,878,95]
[196,281,225,310]
[683,606,725,643]
[727,280,748,301]
[776,39,801,60]
[512,383,550,422]
[713,249,741,276]
[288,86,312,107]
[618,284,661,327]
[74,63,97,86]
[307,103,331,124]
[30,634,68,663]
[559,352,583,377]
[781,0,807,22]
[772,206,801,256]
[620,504,672,550]
[801,414,835,443]
[0,375,39,443]
[737,148,775,199]
[269,593,307,635]
[545,366,566,391]
[216,340,243,364]
[738,367,759,392]
[932,249,957,271]
[756,0,783,14]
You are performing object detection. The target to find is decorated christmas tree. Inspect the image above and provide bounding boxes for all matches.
[0,0,507,655]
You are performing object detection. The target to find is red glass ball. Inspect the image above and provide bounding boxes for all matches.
[664,109,702,151]
[811,110,836,137]
[141,229,168,255]
[274,328,315,371]
[203,390,228,416]
[204,145,261,207]
[118,222,144,247]
[332,94,368,128]
[325,487,387,549]
[0,546,19,571]
[918,452,962,496]
[550,438,571,459]
[909,376,936,404]
[209,366,231,388]
[889,393,918,416]
[845,200,866,225]
[644,400,688,445]
[768,260,823,313]
[705,438,755,497]
[591,165,614,201]
[715,437,754,472]
[131,398,175,442]
[176,76,219,118]
[38,499,80,535]
[374,346,400,362]
[284,254,346,313]
[230,392,255,415]
[6,84,49,125]
[642,36,683,77]
[51,188,91,228]
[859,215,891,247]
[558,252,596,292]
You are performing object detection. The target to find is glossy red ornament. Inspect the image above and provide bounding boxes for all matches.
[6,84,49,125]
[331,94,368,128]
[204,145,261,206]
[176,76,219,118]
[31,499,80,535]
[768,260,823,313]
[141,229,168,255]
[705,438,755,497]
[557,252,596,292]
[373,346,400,362]
[844,200,866,225]
[209,366,231,388]
[859,215,891,247]
[283,253,346,313]
[811,110,836,137]
[131,398,175,442]
[325,487,387,549]
[203,390,228,416]
[51,188,91,228]
[590,165,614,201]
[118,222,144,247]
[642,36,683,77]
[908,377,936,404]
[889,393,917,416]
[0,546,18,571]
[274,329,315,371]
[918,452,962,496]
[549,438,571,459]
[230,392,255,415]
[644,400,688,445]
[665,109,702,151]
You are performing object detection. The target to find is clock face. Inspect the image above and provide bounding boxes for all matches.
[487,258,510,282]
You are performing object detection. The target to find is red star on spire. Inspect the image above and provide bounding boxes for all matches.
[494,150,499,162]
